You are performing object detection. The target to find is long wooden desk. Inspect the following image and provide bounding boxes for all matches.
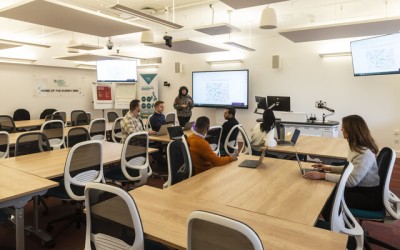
[0,165,57,250]
[14,119,45,129]
[148,130,193,143]
[0,141,157,179]
[268,135,349,160]
[90,185,347,250]
[167,156,336,226]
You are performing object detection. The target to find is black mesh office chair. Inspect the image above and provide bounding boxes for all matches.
[46,141,105,241]
[107,111,119,122]
[71,110,89,126]
[15,132,51,156]
[0,115,16,133]
[122,109,129,116]
[15,132,51,216]
[40,109,57,119]
[67,127,90,148]
[163,136,192,189]
[13,109,30,121]
[205,126,223,156]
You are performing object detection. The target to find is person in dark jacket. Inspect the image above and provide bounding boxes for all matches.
[149,101,166,132]
[173,86,194,127]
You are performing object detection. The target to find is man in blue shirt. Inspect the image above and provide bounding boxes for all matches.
[149,100,166,132]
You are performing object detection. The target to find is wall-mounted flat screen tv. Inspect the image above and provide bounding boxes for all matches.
[97,60,137,82]
[350,33,400,76]
[192,69,249,109]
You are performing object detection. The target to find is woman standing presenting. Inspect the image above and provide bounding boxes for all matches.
[304,115,382,217]
[174,86,194,127]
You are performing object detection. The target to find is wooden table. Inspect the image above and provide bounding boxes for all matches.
[0,141,157,179]
[90,185,347,250]
[14,119,45,129]
[167,156,336,226]
[269,135,349,160]
[148,130,192,143]
[0,165,57,250]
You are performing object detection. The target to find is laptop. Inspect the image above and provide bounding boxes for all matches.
[167,126,184,140]
[183,121,194,131]
[295,152,324,175]
[277,128,300,146]
[154,124,172,136]
[239,147,268,168]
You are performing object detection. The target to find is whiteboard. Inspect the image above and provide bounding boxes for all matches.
[115,83,136,109]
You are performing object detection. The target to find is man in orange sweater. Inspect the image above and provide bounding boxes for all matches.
[187,116,237,175]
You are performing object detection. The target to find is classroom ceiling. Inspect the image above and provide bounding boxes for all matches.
[0,0,399,63]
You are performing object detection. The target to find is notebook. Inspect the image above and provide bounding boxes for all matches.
[154,124,172,136]
[167,126,184,140]
[239,147,268,168]
[183,121,194,131]
[278,128,300,146]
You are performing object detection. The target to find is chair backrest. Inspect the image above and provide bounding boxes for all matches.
[224,124,241,156]
[67,127,90,148]
[187,210,264,250]
[237,126,252,155]
[0,115,16,133]
[53,111,67,125]
[205,126,223,156]
[165,112,176,125]
[112,117,123,143]
[376,147,399,219]
[107,111,119,123]
[15,132,51,156]
[84,182,145,250]
[146,114,153,130]
[13,109,30,121]
[71,110,89,126]
[45,113,64,122]
[121,132,152,186]
[164,136,193,188]
[64,140,104,201]
[89,118,106,141]
[40,120,65,149]
[122,109,129,116]
[40,109,57,119]
[0,131,10,158]
[330,162,364,249]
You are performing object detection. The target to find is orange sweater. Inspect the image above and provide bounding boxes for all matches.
[187,133,233,175]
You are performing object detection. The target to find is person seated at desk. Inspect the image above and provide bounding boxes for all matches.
[220,107,239,155]
[121,99,155,143]
[188,116,237,175]
[304,115,382,218]
[250,109,277,155]
[149,100,166,132]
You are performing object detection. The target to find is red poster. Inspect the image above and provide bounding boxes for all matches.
[97,85,112,101]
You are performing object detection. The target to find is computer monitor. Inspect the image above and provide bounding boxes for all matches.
[255,96,267,110]
[267,96,290,111]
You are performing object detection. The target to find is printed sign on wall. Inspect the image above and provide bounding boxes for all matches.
[34,77,82,97]
[139,73,158,118]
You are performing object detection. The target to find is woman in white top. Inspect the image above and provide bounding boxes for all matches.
[304,115,382,219]
[250,109,277,155]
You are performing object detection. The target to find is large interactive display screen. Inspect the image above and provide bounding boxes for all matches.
[351,33,400,76]
[97,60,137,82]
[192,69,249,109]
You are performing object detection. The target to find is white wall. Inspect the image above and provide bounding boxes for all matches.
[1,35,399,152]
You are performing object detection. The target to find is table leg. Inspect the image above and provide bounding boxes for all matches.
[15,207,25,250]
[25,196,53,244]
